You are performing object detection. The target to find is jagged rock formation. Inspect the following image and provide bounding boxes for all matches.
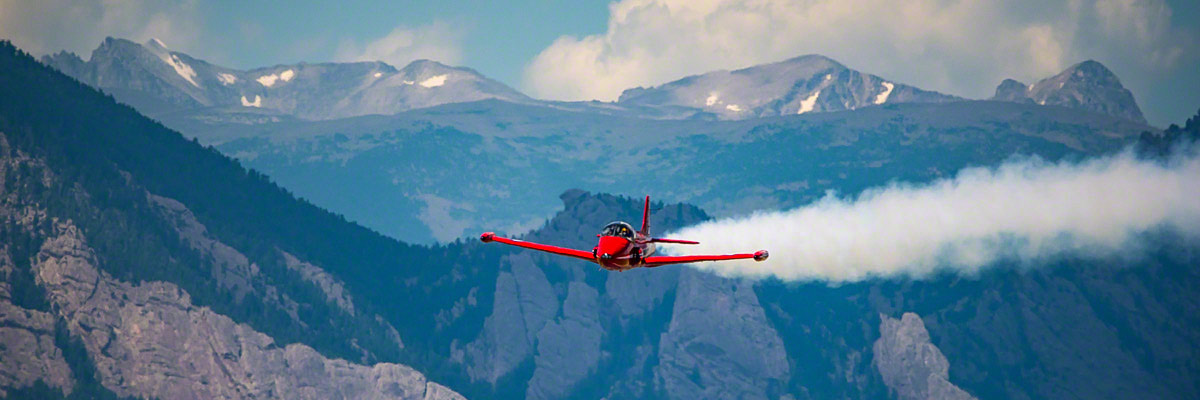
[0,248,74,397]
[526,282,602,400]
[654,269,789,400]
[992,79,1034,103]
[33,221,461,400]
[990,60,1146,123]
[873,313,974,400]
[618,54,958,119]
[454,191,789,399]
[0,135,462,399]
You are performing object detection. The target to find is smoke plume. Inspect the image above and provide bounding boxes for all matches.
[661,149,1200,282]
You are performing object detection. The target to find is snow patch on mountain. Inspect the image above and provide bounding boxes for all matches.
[374,72,383,78]
[875,82,894,105]
[166,55,200,87]
[257,74,279,87]
[217,73,237,85]
[141,38,199,87]
[798,90,820,114]
[617,54,957,120]
[419,74,448,88]
[257,69,295,87]
[241,95,262,107]
[725,104,742,112]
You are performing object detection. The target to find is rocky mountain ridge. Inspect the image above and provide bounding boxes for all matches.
[617,54,959,119]
[991,60,1146,123]
[41,37,531,121]
[43,38,1150,127]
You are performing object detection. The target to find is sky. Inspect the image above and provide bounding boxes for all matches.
[1,0,1197,126]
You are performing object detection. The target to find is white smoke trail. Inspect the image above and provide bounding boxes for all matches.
[661,149,1200,282]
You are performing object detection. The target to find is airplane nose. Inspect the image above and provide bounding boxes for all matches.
[597,236,629,259]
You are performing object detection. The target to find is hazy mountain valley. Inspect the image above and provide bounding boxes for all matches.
[3,30,1199,400]
[42,38,1155,244]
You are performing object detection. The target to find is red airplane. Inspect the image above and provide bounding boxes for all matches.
[480,196,768,271]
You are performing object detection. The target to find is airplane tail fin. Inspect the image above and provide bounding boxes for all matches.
[640,195,651,235]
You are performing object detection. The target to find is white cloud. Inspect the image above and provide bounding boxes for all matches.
[334,22,464,68]
[523,0,1195,102]
[662,148,1200,282]
[0,0,202,58]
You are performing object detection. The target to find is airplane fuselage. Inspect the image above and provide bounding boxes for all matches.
[593,231,657,271]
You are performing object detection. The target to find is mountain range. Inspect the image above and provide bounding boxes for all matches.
[44,38,1148,130]
[4,38,1200,400]
[38,37,1156,245]
[41,37,531,121]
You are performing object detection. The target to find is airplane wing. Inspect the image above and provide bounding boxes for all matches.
[480,232,595,262]
[642,250,768,268]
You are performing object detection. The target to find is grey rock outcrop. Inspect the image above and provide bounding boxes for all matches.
[654,269,789,399]
[605,265,679,318]
[148,193,258,302]
[0,247,75,397]
[526,281,603,400]
[461,253,559,384]
[990,60,1145,123]
[992,79,1033,103]
[873,313,974,400]
[280,250,357,317]
[31,221,463,400]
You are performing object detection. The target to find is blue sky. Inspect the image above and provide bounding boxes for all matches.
[200,1,612,84]
[1,0,1197,125]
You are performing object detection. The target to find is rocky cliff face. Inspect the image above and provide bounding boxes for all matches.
[0,246,74,397]
[441,190,1200,400]
[873,313,974,400]
[618,54,958,120]
[654,269,789,400]
[33,221,461,400]
[990,60,1146,123]
[0,134,463,399]
[447,191,789,399]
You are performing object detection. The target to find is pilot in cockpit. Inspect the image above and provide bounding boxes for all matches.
[602,222,635,239]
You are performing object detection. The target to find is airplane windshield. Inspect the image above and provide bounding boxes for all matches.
[602,222,635,239]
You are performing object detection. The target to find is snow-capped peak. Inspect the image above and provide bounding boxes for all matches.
[139,38,199,87]
[146,38,168,51]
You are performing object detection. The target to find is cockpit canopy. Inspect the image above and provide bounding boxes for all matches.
[602,221,635,239]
